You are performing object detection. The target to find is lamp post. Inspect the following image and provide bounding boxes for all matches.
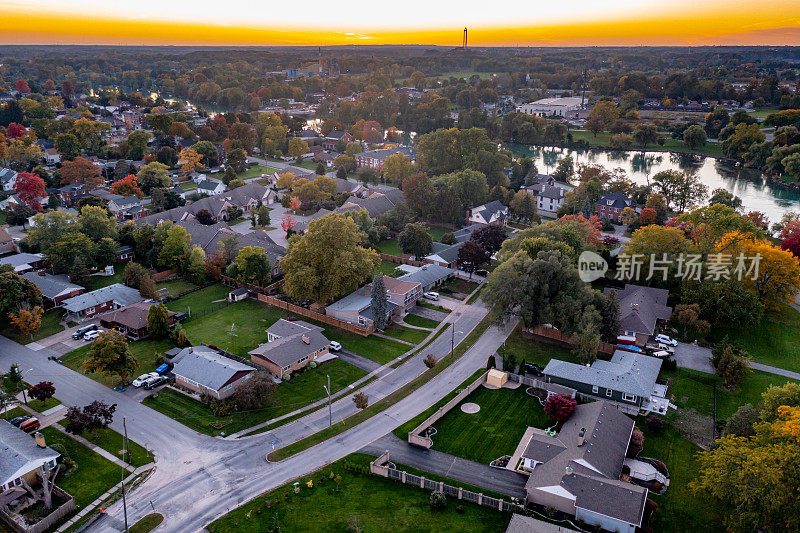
[323,374,332,427]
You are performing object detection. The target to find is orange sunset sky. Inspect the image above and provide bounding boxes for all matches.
[1,0,800,46]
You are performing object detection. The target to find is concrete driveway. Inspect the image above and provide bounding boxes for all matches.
[674,342,714,373]
[28,320,101,356]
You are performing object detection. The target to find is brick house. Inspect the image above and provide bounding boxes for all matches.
[354,146,417,171]
[22,272,84,309]
[61,283,144,321]
[249,319,331,379]
[98,301,176,340]
[0,225,15,254]
[594,192,635,223]
[322,130,353,151]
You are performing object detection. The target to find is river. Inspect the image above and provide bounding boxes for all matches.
[506,144,800,224]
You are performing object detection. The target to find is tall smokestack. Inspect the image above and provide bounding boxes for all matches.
[463,28,468,49]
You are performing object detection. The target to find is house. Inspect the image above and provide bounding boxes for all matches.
[293,209,333,234]
[605,284,672,346]
[516,401,647,533]
[517,97,584,118]
[249,319,331,378]
[595,192,635,223]
[543,351,667,414]
[326,277,421,328]
[424,242,464,269]
[532,184,566,218]
[171,345,256,400]
[322,130,353,150]
[57,184,88,207]
[116,245,134,263]
[0,253,45,273]
[0,226,15,254]
[172,183,187,199]
[219,182,276,210]
[381,276,423,313]
[108,196,150,221]
[468,200,509,225]
[61,283,144,321]
[0,420,60,492]
[0,168,18,192]
[355,146,417,170]
[196,180,226,196]
[397,264,455,292]
[335,192,401,220]
[43,148,61,165]
[22,272,84,309]
[98,301,176,340]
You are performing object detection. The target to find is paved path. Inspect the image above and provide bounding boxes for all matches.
[373,332,414,346]
[360,434,527,498]
[337,349,381,373]
[675,341,800,381]
[749,362,800,381]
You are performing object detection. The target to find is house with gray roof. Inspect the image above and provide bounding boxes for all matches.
[61,283,144,321]
[0,168,18,192]
[355,145,417,170]
[468,200,509,226]
[543,350,664,411]
[196,180,226,196]
[249,320,331,379]
[424,241,464,268]
[604,284,672,346]
[0,253,45,273]
[0,420,60,492]
[22,272,84,309]
[515,401,647,533]
[172,345,255,400]
[336,192,398,220]
[219,182,276,211]
[325,290,397,330]
[397,264,455,291]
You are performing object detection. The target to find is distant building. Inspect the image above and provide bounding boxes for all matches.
[44,148,61,165]
[196,180,226,196]
[322,130,353,151]
[595,192,635,223]
[355,146,417,171]
[0,168,18,192]
[517,97,584,118]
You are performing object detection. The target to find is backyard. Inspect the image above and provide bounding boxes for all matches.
[142,358,366,436]
[206,454,511,533]
[238,164,281,180]
[501,324,575,367]
[165,283,231,315]
[430,385,551,465]
[60,338,175,388]
[156,278,200,298]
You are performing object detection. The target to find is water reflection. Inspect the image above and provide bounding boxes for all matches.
[509,143,800,221]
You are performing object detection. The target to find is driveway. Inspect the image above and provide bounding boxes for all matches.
[228,219,255,235]
[674,342,714,373]
[409,306,449,323]
[28,320,101,356]
[336,349,381,373]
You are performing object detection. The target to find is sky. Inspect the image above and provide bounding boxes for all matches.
[1,0,800,46]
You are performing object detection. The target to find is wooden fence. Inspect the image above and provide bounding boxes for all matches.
[1,487,75,533]
[256,293,374,337]
[152,269,180,282]
[379,253,425,267]
[525,326,637,356]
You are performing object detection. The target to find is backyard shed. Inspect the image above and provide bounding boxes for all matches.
[486,369,508,388]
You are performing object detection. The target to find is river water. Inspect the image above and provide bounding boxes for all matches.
[507,144,800,224]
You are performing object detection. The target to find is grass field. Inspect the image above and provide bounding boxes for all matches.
[501,324,575,367]
[61,338,175,388]
[380,323,429,344]
[568,130,724,158]
[156,278,199,298]
[239,164,281,179]
[165,283,231,314]
[715,304,800,373]
[436,278,479,300]
[323,328,408,364]
[40,426,120,510]
[376,239,403,256]
[374,260,403,277]
[0,308,65,344]
[206,454,510,533]
[403,314,439,329]
[143,359,366,436]
[71,424,153,467]
[87,271,124,291]
[431,385,551,464]
[26,396,61,413]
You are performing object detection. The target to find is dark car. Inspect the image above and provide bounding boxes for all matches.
[72,324,97,340]
[10,415,32,427]
[475,269,489,277]
[144,376,169,390]
[524,362,544,376]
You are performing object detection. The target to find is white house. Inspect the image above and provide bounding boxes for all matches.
[44,148,61,165]
[0,168,18,192]
[468,200,509,225]
[196,180,226,196]
[518,97,584,118]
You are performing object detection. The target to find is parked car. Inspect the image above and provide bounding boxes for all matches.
[475,269,489,277]
[9,415,32,427]
[651,350,671,358]
[143,376,169,390]
[654,334,678,347]
[132,372,160,387]
[82,329,104,341]
[423,291,440,301]
[19,418,40,433]
[72,324,97,340]
[329,341,342,352]
[155,363,171,374]
[524,362,544,376]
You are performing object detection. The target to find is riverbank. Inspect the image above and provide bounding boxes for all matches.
[565,129,725,158]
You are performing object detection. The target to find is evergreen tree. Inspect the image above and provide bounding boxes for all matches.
[371,273,388,331]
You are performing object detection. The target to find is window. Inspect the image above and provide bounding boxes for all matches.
[622,393,636,402]
[592,385,598,394]
[606,389,612,397]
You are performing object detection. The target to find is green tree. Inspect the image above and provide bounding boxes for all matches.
[136,162,170,195]
[146,303,170,338]
[382,153,413,185]
[370,273,388,331]
[287,138,310,159]
[0,266,43,317]
[83,331,138,384]
[398,222,433,258]
[186,245,207,285]
[683,125,707,150]
[280,213,379,304]
[256,205,271,227]
[78,205,117,242]
[227,246,272,287]
[586,100,619,137]
[55,133,81,159]
[652,170,709,212]
[158,224,191,270]
[632,123,658,149]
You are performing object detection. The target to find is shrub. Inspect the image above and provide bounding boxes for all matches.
[456,505,464,514]
[429,491,447,511]
[543,394,577,422]
[424,354,437,368]
[645,415,664,434]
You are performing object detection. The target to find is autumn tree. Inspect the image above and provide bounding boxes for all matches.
[543,394,577,422]
[382,153,413,185]
[586,100,619,137]
[12,172,46,211]
[28,382,55,404]
[280,213,379,304]
[65,401,117,438]
[457,240,489,276]
[8,304,44,340]
[110,174,144,198]
[353,392,369,410]
[83,331,138,384]
[287,138,310,159]
[136,162,170,194]
[179,147,203,174]
[59,157,102,187]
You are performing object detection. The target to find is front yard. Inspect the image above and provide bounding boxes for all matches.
[60,338,175,388]
[430,385,551,465]
[206,454,511,533]
[68,423,153,468]
[142,358,366,436]
[0,308,65,344]
[436,278,479,300]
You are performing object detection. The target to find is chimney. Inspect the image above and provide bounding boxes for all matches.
[301,335,310,345]
[34,431,46,448]
[577,428,586,447]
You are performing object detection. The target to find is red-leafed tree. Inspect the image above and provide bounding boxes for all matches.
[782,226,800,259]
[14,80,31,93]
[288,196,301,212]
[28,381,56,403]
[110,174,144,198]
[543,394,577,422]
[639,207,657,226]
[281,213,297,233]
[6,122,26,139]
[13,172,47,211]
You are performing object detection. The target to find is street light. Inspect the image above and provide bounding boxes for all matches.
[450,328,464,362]
[322,374,332,428]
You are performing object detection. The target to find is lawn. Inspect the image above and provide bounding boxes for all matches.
[165,283,231,315]
[0,308,65,344]
[206,455,511,533]
[143,359,366,436]
[431,385,551,464]
[129,513,164,533]
[156,278,199,298]
[60,338,175,388]
[568,129,724,158]
[40,426,120,509]
[501,324,575,367]
[86,270,124,291]
[436,278,479,300]
[376,239,403,256]
[322,327,408,365]
[427,224,452,242]
[403,314,440,329]
[239,164,280,180]
[380,323,430,344]
[71,424,152,467]
[640,425,721,532]
[180,299,286,357]
[715,304,800,373]
[26,396,61,413]
[374,260,403,277]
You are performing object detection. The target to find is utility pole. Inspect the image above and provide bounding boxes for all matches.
[323,375,332,427]
[121,417,129,533]
[450,324,455,361]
